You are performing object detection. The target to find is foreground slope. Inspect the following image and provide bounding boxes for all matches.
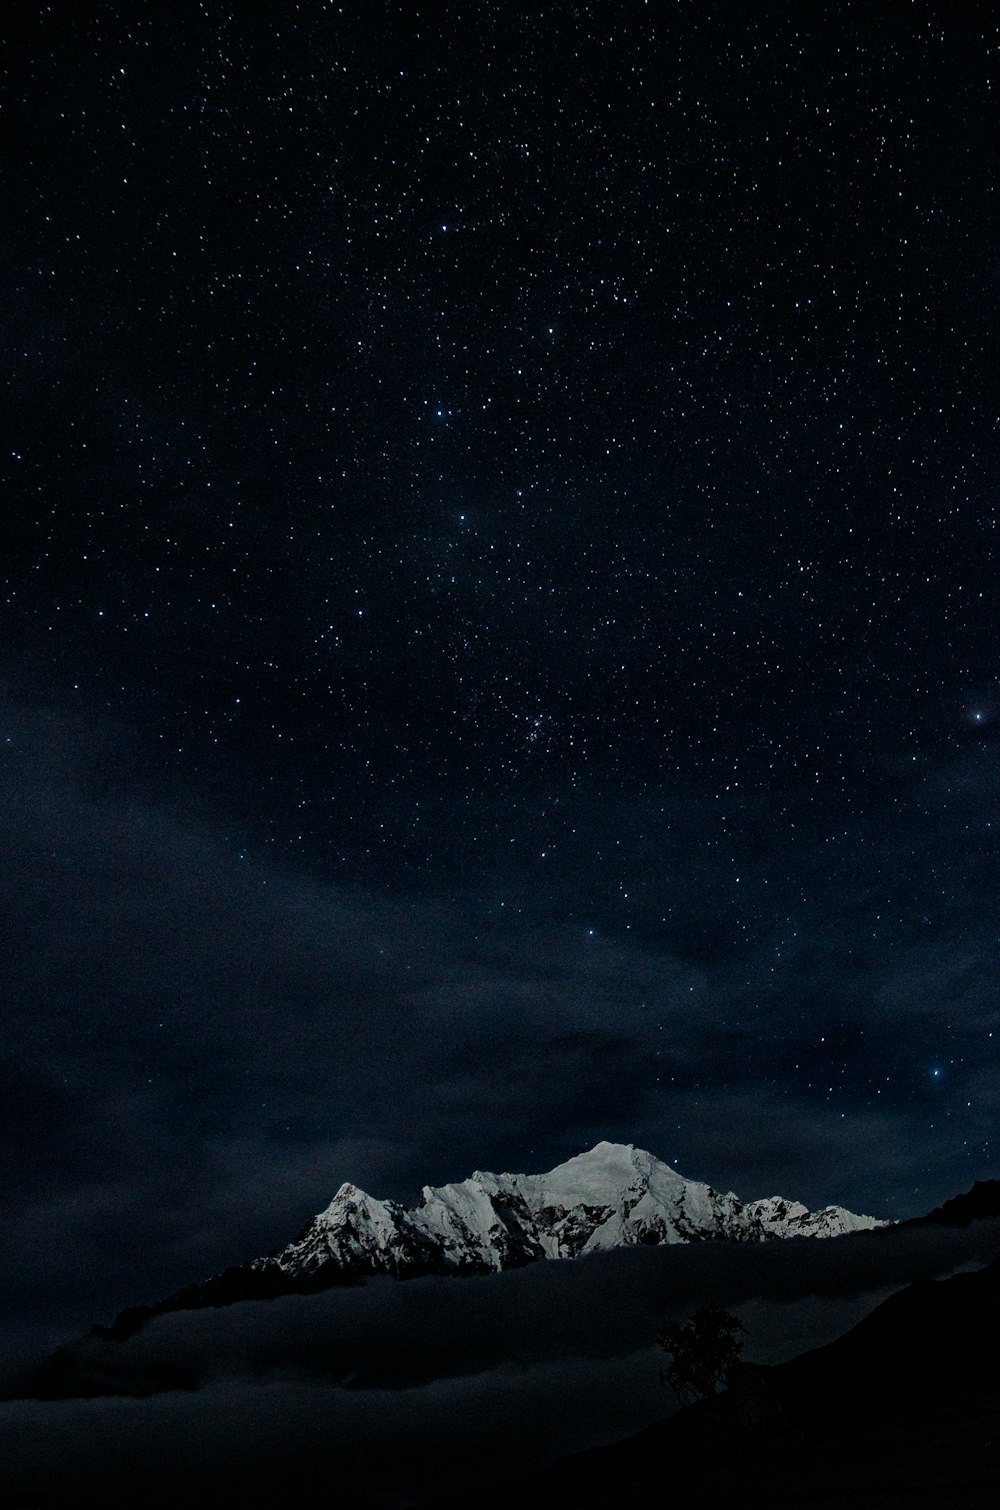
[436,1243,1000,1509]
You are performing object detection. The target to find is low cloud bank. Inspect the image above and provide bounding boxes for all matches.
[2,1218,999,1507]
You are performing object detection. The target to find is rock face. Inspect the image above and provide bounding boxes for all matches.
[5,1141,892,1398]
[246,1140,889,1286]
[71,1142,890,1342]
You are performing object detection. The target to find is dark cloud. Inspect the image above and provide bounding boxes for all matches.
[4,1220,1000,1508]
[1,683,997,1350]
[1,5,998,1496]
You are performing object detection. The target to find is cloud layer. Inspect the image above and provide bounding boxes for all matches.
[4,1217,1000,1507]
[2,681,998,1363]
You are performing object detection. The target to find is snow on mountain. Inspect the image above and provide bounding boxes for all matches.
[743,1195,887,1239]
[253,1141,890,1284]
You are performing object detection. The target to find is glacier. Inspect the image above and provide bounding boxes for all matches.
[253,1140,890,1284]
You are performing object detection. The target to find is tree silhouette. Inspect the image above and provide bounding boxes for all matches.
[656,1307,746,1406]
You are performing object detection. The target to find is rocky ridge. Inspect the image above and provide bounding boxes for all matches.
[250,1139,889,1286]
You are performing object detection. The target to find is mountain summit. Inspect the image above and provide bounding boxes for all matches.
[11,1142,893,1393]
[245,1140,888,1287]
[80,1142,890,1342]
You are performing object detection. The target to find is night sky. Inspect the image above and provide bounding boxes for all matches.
[3,1,999,1347]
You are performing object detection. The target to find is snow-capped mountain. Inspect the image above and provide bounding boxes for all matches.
[249,1141,889,1285]
[12,1141,895,1373]
[82,1142,890,1340]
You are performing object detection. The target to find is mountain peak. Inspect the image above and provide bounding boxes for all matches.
[254,1142,889,1288]
[52,1143,893,1345]
[573,1139,637,1156]
[552,1139,642,1170]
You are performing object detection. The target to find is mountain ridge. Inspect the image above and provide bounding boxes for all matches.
[261,1140,889,1284]
[83,1140,888,1346]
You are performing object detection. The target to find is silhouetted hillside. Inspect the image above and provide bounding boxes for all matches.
[907,1179,1000,1229]
[437,1254,1000,1508]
